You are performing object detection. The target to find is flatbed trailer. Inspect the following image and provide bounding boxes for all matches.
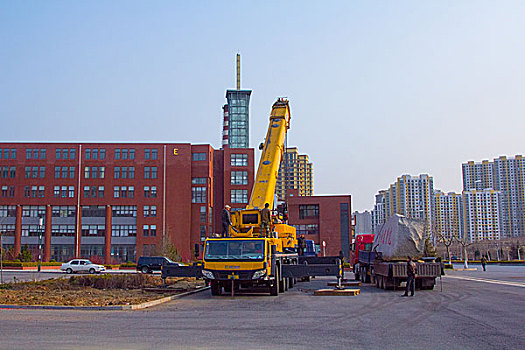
[357,251,442,290]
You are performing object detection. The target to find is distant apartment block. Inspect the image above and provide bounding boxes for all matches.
[371,190,386,233]
[354,211,372,234]
[433,191,463,240]
[371,174,434,235]
[462,189,502,241]
[276,147,313,201]
[462,155,525,237]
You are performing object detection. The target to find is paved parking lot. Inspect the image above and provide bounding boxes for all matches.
[1,266,524,350]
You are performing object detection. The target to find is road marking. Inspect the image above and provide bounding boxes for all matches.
[446,275,525,288]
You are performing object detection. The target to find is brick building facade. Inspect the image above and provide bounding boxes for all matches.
[0,143,254,263]
[286,189,352,259]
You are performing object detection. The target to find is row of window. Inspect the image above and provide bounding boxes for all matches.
[1,205,156,218]
[25,167,45,179]
[0,149,17,159]
[1,185,15,198]
[56,149,76,160]
[26,149,46,160]
[55,167,76,179]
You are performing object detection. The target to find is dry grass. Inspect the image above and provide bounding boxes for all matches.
[0,275,205,306]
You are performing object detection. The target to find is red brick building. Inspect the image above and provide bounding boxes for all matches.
[0,143,253,263]
[286,189,352,259]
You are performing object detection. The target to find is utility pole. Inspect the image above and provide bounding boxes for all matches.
[38,217,43,273]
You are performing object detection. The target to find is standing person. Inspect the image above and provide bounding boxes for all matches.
[221,205,232,238]
[260,203,271,238]
[297,234,306,256]
[402,256,417,297]
[481,255,487,272]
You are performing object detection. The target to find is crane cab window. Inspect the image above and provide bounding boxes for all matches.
[242,213,259,225]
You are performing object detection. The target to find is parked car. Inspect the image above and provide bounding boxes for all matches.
[60,259,106,274]
[137,256,185,274]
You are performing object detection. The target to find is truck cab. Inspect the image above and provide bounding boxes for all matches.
[352,233,374,280]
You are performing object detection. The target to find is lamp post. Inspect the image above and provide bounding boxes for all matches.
[38,217,43,273]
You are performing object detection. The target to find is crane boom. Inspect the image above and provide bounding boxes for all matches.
[247,98,291,210]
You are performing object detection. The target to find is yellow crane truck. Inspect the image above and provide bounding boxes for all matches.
[163,98,341,296]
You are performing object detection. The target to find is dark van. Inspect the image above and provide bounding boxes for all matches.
[137,256,183,274]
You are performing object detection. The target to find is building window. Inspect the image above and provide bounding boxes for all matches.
[114,186,120,198]
[231,189,248,203]
[122,149,128,160]
[151,149,158,160]
[114,167,120,179]
[2,166,7,178]
[151,186,157,198]
[39,167,45,178]
[192,177,206,184]
[144,167,150,179]
[55,166,61,178]
[69,167,75,179]
[192,153,206,161]
[143,206,149,217]
[129,149,135,159]
[61,186,67,198]
[112,206,137,217]
[1,186,7,197]
[111,225,137,237]
[144,149,150,160]
[63,149,69,160]
[68,186,74,198]
[231,171,248,185]
[26,149,31,159]
[200,206,206,223]
[56,149,61,159]
[9,186,14,197]
[200,225,206,240]
[115,149,121,160]
[151,205,157,217]
[129,186,134,198]
[32,166,38,178]
[10,167,15,178]
[192,187,206,203]
[62,167,68,179]
[151,167,157,179]
[99,186,104,198]
[100,149,105,159]
[143,225,149,237]
[299,204,319,219]
[39,186,45,198]
[144,186,150,198]
[84,167,90,179]
[85,149,91,159]
[25,167,30,179]
[129,167,135,179]
[150,225,156,237]
[231,154,248,167]
[121,186,127,198]
[54,186,60,198]
[122,167,127,179]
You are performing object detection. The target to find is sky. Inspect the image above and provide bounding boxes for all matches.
[1,1,525,212]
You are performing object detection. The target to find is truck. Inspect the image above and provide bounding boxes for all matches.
[163,98,341,295]
[352,215,442,290]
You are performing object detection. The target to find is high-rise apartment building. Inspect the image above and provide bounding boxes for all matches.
[354,211,372,234]
[223,54,251,149]
[0,142,254,263]
[371,190,387,233]
[462,189,502,241]
[276,147,313,201]
[371,174,434,234]
[433,191,463,240]
[462,155,525,237]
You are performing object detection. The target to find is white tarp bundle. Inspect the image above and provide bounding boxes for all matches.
[373,214,428,260]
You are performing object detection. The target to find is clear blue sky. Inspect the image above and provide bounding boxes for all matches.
[2,1,525,211]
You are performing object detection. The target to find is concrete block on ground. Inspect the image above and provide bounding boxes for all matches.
[327,281,361,287]
[314,289,360,296]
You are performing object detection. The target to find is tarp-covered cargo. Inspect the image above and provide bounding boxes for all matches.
[373,214,428,260]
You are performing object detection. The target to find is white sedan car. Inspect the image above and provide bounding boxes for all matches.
[60,259,106,274]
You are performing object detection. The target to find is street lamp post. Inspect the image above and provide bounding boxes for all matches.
[38,217,43,273]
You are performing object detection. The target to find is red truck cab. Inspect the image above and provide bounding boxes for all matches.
[352,234,374,273]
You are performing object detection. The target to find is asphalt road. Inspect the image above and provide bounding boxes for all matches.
[1,266,524,350]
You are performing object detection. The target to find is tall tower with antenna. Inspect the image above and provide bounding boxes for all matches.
[223,54,252,148]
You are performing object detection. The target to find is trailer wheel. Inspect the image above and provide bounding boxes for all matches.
[210,281,222,296]
[279,274,286,293]
[288,277,294,288]
[270,273,279,296]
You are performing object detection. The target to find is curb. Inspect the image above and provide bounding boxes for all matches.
[0,286,210,311]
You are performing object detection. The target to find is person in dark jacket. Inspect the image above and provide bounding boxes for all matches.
[260,203,271,238]
[481,256,487,271]
[297,234,306,256]
[221,205,232,238]
[402,256,417,297]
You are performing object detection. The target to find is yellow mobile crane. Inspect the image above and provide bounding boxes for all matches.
[163,98,341,296]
